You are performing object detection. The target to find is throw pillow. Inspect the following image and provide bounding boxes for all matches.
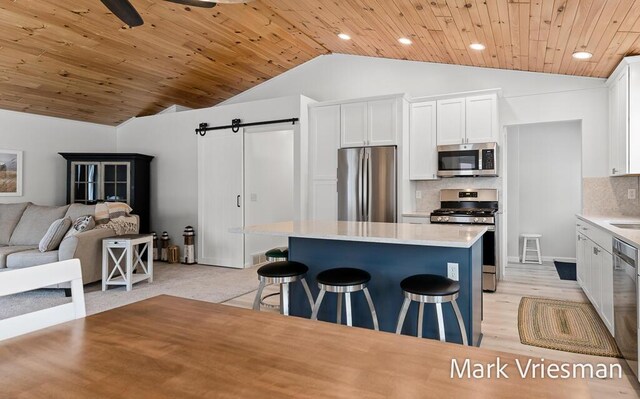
[39,217,72,252]
[64,215,96,239]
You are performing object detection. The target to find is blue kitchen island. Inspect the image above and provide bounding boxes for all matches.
[243,220,487,346]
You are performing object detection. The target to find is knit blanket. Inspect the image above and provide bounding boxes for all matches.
[96,215,138,236]
[95,202,133,225]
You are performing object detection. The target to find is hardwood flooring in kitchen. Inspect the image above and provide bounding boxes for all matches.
[223,262,640,398]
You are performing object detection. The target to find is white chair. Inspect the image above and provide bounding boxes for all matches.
[0,259,86,341]
[521,234,542,264]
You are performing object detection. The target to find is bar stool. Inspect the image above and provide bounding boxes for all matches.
[253,261,314,316]
[395,274,468,345]
[310,267,379,330]
[521,234,542,264]
[260,247,289,309]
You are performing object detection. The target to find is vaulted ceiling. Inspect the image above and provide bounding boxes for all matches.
[2,0,640,125]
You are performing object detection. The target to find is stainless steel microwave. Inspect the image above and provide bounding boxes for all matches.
[437,142,498,177]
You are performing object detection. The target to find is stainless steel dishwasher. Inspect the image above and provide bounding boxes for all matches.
[613,237,638,379]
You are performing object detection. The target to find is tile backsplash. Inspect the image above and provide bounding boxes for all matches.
[414,177,502,213]
[582,176,640,216]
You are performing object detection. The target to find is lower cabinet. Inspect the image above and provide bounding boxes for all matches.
[575,221,614,335]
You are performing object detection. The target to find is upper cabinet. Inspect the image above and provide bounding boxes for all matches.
[409,101,438,180]
[340,102,368,147]
[607,56,640,176]
[436,93,499,145]
[341,98,399,147]
[436,98,465,145]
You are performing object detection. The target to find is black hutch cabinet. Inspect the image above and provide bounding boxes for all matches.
[59,153,154,233]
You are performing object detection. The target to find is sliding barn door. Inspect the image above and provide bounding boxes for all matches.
[197,128,244,268]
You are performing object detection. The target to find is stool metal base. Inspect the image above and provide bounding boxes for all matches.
[311,284,379,331]
[395,291,468,345]
[253,274,314,316]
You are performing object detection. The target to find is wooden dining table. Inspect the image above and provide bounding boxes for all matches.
[0,295,589,398]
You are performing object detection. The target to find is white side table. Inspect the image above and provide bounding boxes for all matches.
[102,234,154,291]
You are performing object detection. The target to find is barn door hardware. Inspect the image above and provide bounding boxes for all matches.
[195,118,299,136]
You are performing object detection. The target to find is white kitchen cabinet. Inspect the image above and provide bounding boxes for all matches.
[198,128,244,268]
[368,98,398,146]
[465,94,499,143]
[607,56,640,175]
[340,102,368,147]
[309,105,340,221]
[409,101,438,180]
[575,218,615,335]
[436,94,498,145]
[436,98,465,145]
[310,180,337,220]
[310,105,341,180]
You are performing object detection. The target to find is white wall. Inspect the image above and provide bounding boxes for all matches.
[221,53,608,177]
[506,121,582,261]
[116,95,312,244]
[244,128,294,265]
[0,109,116,206]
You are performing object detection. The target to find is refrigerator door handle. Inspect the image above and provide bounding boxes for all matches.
[365,150,372,222]
[358,149,365,221]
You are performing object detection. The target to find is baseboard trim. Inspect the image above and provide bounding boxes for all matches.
[507,256,577,264]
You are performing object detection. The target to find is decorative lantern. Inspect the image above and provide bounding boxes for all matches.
[160,231,170,262]
[168,245,180,264]
[183,226,196,264]
[152,232,159,261]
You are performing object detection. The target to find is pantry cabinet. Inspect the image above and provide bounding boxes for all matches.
[409,101,438,180]
[309,105,340,221]
[575,219,614,335]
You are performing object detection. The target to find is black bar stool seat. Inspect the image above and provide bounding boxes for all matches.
[253,261,314,316]
[311,267,379,330]
[400,274,460,297]
[316,267,371,287]
[396,273,468,346]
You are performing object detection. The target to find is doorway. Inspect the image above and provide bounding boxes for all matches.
[244,128,295,266]
[504,120,582,279]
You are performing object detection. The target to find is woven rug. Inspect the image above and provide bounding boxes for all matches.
[518,297,621,358]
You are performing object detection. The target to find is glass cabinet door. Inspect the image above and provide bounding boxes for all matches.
[71,162,100,204]
[102,162,130,204]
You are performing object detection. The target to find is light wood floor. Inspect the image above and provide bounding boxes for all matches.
[223,262,640,398]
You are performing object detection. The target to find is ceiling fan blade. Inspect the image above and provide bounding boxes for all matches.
[100,0,144,27]
[164,0,217,8]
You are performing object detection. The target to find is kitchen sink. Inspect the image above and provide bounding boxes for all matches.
[610,223,640,230]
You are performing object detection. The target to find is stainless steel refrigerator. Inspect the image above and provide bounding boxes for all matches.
[338,146,397,223]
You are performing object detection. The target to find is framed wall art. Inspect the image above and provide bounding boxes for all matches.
[0,149,23,196]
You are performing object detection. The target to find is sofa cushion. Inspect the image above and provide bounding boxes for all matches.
[6,249,59,269]
[65,203,96,222]
[39,217,72,252]
[0,202,29,245]
[0,245,37,268]
[9,204,70,246]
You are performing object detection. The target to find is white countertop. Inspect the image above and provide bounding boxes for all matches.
[576,214,640,248]
[402,212,432,218]
[239,220,487,248]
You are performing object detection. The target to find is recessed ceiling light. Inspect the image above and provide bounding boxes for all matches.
[572,51,593,60]
[398,37,412,45]
[469,43,486,51]
[338,33,351,41]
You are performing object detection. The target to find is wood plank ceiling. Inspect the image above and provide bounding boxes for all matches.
[1,0,640,125]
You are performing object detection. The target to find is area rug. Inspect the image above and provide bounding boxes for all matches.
[518,297,621,358]
[0,263,260,320]
[553,260,577,281]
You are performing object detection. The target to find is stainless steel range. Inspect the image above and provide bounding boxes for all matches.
[430,189,499,292]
